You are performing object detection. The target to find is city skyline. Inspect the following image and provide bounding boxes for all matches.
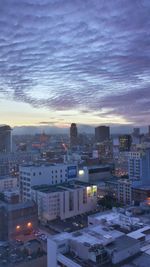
[0,0,150,127]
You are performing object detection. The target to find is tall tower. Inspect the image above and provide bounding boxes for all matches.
[0,125,12,153]
[95,126,110,143]
[148,125,150,136]
[70,123,78,147]
[133,128,140,136]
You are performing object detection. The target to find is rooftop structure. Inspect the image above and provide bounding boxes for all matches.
[88,209,141,231]
[78,164,113,183]
[47,224,140,267]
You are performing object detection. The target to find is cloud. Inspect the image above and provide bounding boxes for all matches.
[0,0,150,124]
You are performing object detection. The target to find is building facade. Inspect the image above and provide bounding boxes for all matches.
[0,125,12,153]
[95,126,110,143]
[117,179,132,205]
[105,178,132,205]
[0,176,17,192]
[70,123,78,147]
[0,151,40,176]
[0,201,38,240]
[78,165,113,183]
[19,163,78,202]
[132,186,150,204]
[32,181,97,222]
[119,135,132,152]
[128,149,150,186]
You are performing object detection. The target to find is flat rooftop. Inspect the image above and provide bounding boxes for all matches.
[32,181,94,193]
[86,164,112,170]
[0,200,35,210]
[7,201,35,211]
[21,163,76,168]
[132,185,150,190]
[106,235,139,252]
[127,226,150,240]
[52,224,124,246]
[88,210,140,226]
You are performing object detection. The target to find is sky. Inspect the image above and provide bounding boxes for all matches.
[0,0,150,131]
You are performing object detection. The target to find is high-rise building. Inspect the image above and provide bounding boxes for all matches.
[119,135,132,152]
[95,126,110,143]
[70,123,78,146]
[133,128,140,136]
[148,125,150,136]
[0,125,12,153]
[128,149,150,186]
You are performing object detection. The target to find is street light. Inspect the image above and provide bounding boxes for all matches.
[27,222,32,228]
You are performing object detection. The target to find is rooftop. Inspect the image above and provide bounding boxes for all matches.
[0,125,11,131]
[127,226,150,240]
[21,162,76,168]
[7,200,35,211]
[32,181,94,193]
[52,224,123,246]
[106,235,139,252]
[86,164,112,170]
[132,185,150,190]
[88,210,140,227]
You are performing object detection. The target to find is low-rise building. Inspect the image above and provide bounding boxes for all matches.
[0,200,38,240]
[32,181,97,222]
[132,185,150,204]
[0,151,40,176]
[47,224,140,267]
[78,164,113,183]
[88,209,141,231]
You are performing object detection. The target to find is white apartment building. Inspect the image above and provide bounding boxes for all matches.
[31,181,97,222]
[0,176,18,192]
[19,163,78,202]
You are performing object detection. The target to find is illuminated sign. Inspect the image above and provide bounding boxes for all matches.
[92,186,97,196]
[67,166,77,179]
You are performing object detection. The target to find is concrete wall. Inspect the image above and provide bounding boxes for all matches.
[47,239,57,267]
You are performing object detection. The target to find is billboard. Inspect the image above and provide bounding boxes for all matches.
[67,166,77,179]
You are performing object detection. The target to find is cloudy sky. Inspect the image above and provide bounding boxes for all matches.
[0,0,150,129]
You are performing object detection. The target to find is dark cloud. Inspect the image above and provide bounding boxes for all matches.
[0,0,150,124]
